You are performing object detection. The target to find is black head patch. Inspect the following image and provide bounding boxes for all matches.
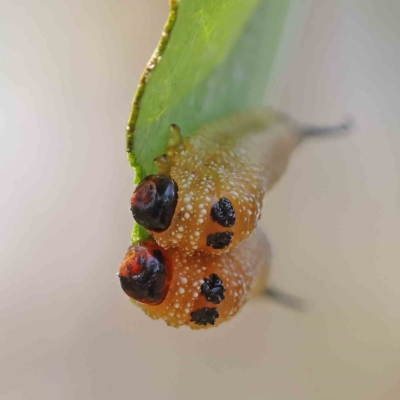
[118,243,172,305]
[130,175,178,232]
[201,274,226,304]
[206,231,234,250]
[210,197,236,227]
[190,307,219,326]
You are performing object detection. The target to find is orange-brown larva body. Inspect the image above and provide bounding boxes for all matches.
[151,110,302,255]
[120,229,271,329]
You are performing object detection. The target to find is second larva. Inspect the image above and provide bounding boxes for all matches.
[119,229,271,329]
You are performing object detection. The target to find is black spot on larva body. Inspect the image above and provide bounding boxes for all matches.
[206,231,234,250]
[190,307,219,326]
[201,274,226,304]
[210,197,236,227]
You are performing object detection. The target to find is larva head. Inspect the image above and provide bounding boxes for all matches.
[118,241,172,305]
[130,175,178,232]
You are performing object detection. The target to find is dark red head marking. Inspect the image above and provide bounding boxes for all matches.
[210,197,236,227]
[118,241,172,305]
[190,307,219,326]
[130,175,178,232]
[206,231,234,250]
[201,274,226,304]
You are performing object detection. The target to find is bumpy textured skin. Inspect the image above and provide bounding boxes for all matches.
[134,229,271,329]
[152,110,302,255]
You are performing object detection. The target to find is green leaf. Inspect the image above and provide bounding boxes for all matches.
[127,0,290,243]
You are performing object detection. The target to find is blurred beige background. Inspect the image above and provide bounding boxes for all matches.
[1,1,399,399]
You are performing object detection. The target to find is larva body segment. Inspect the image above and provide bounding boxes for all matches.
[151,110,302,255]
[119,229,271,329]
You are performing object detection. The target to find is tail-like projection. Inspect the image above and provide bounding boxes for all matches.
[265,286,306,312]
[302,118,353,138]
